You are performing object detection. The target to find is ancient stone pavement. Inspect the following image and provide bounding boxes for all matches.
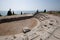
[0,13,60,40]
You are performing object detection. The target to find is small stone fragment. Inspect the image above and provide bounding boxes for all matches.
[40,38,42,40]
[44,25,47,27]
[23,27,31,33]
[13,36,16,39]
[23,29,31,33]
[49,23,53,25]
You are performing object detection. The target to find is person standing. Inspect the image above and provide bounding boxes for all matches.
[7,9,12,16]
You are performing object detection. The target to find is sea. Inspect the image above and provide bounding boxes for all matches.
[0,11,36,16]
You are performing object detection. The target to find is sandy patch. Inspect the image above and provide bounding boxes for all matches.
[0,18,37,36]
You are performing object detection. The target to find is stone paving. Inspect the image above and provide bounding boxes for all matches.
[0,13,60,40]
[26,19,59,40]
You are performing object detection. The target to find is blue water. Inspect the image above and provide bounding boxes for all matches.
[0,11,35,16]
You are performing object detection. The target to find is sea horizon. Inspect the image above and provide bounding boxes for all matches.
[0,10,36,16]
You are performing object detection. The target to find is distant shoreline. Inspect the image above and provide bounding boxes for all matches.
[0,11,35,16]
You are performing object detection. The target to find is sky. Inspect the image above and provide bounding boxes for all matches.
[0,0,60,11]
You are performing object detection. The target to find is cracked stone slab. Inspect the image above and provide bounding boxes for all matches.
[40,19,58,33]
[47,35,60,40]
[53,28,60,39]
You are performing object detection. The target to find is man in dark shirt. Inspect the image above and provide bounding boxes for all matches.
[7,9,12,16]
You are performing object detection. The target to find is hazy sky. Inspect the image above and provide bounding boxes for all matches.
[0,0,60,11]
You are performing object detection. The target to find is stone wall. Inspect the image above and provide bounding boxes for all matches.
[0,16,33,24]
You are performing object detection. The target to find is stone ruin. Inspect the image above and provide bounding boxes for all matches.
[0,13,60,40]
